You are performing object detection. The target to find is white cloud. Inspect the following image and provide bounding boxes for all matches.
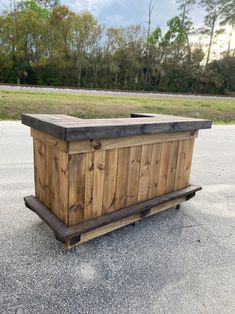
[69,0,125,15]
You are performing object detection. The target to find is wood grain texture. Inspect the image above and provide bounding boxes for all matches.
[175,139,195,190]
[127,146,142,205]
[138,144,153,202]
[92,151,106,218]
[34,138,69,224]
[68,154,86,226]
[166,141,180,194]
[84,152,94,221]
[32,135,196,226]
[103,149,118,214]
[31,128,68,152]
[157,142,171,196]
[148,143,162,199]
[68,131,198,154]
[34,138,46,202]
[51,148,69,224]
[114,147,130,210]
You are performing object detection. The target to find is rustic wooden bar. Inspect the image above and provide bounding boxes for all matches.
[22,113,212,249]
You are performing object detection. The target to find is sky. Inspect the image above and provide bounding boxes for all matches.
[0,0,205,31]
[62,0,205,31]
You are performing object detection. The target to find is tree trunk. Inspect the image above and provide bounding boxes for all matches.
[227,30,233,57]
[206,16,216,65]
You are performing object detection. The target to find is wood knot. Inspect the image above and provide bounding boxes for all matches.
[70,203,84,212]
[38,146,45,158]
[97,162,105,170]
[89,163,94,171]
[93,142,101,150]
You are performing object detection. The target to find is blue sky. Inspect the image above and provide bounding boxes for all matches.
[63,0,204,31]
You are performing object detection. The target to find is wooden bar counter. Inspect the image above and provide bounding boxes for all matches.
[22,113,212,249]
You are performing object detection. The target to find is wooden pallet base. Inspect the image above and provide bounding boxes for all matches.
[24,185,201,249]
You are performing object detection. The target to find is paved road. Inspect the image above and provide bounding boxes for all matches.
[1,84,235,100]
[0,122,235,314]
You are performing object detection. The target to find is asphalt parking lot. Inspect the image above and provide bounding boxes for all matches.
[0,122,235,314]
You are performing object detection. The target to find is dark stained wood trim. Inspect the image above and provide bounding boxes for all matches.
[24,185,201,242]
[22,114,66,140]
[65,121,210,141]
[22,113,212,142]
[131,112,212,128]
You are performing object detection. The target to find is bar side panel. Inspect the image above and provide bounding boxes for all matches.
[67,136,195,226]
[33,138,69,225]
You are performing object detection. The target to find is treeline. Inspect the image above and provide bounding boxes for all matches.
[0,0,235,94]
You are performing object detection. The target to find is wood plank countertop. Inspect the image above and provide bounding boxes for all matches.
[21,113,212,141]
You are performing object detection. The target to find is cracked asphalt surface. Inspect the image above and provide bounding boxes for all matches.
[0,122,235,314]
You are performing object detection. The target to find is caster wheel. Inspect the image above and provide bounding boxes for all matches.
[175,204,181,210]
[132,221,139,227]
[70,246,77,253]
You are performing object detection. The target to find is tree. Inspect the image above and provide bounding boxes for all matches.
[199,0,223,65]
[0,1,234,94]
[220,0,235,56]
[147,0,154,42]
[177,0,196,60]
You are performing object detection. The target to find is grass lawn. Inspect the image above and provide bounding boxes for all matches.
[0,89,235,123]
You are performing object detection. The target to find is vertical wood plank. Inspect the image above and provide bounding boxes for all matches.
[114,147,130,210]
[126,146,142,206]
[34,139,46,202]
[157,142,171,196]
[103,149,118,214]
[52,149,69,225]
[175,139,195,190]
[148,143,162,199]
[92,151,106,218]
[174,140,183,191]
[138,144,153,202]
[183,139,195,186]
[68,153,86,226]
[166,141,180,194]
[44,144,53,210]
[34,139,69,225]
[84,152,95,221]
